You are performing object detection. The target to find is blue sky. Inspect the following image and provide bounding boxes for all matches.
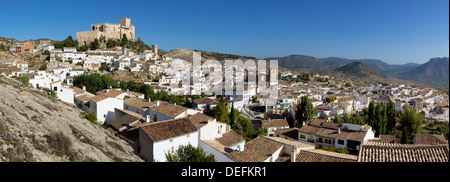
[0,0,448,64]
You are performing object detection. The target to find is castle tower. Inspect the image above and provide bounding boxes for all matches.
[119,17,131,27]
[152,44,158,55]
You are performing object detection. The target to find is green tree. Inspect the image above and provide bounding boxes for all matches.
[325,96,337,103]
[90,38,100,50]
[400,105,422,144]
[165,144,215,162]
[367,101,376,127]
[54,35,78,48]
[232,116,261,141]
[100,62,107,71]
[211,102,230,124]
[372,103,387,137]
[386,100,397,134]
[229,102,236,126]
[296,96,313,127]
[121,34,128,47]
[77,45,89,52]
[106,39,118,48]
[43,50,50,55]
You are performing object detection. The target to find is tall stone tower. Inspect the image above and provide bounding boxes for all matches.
[152,44,158,55]
[119,17,131,27]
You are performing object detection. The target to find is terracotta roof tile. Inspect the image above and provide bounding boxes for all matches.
[274,128,299,139]
[150,103,188,118]
[139,117,198,142]
[227,136,283,162]
[124,97,156,111]
[109,114,142,131]
[414,134,448,145]
[216,130,245,147]
[358,142,449,162]
[296,149,357,162]
[89,95,109,103]
[96,89,125,98]
[263,119,289,129]
[187,113,216,128]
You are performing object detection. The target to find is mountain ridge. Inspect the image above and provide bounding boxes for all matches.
[264,54,448,88]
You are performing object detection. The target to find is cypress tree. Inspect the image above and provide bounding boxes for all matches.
[386,100,397,134]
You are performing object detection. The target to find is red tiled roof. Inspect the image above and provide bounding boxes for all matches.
[358,142,449,162]
[139,117,198,142]
[296,149,357,162]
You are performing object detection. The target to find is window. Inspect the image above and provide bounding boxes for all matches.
[338,139,345,145]
[300,134,306,139]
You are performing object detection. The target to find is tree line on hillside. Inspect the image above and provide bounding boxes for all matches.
[72,73,184,105]
[295,96,437,144]
[54,35,151,53]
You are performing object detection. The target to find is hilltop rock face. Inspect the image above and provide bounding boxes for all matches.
[0,75,143,162]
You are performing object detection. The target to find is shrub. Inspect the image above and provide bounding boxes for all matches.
[39,64,47,71]
[45,131,72,156]
[165,144,215,162]
[85,113,98,124]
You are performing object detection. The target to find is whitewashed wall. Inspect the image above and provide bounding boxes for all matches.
[153,131,199,162]
[199,141,235,162]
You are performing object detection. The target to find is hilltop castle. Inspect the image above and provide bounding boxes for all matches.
[76,18,135,46]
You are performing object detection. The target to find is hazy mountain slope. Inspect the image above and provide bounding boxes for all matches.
[0,75,143,162]
[397,57,449,88]
[265,55,329,72]
[334,61,378,78]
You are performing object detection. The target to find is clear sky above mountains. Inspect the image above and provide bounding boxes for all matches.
[0,0,448,64]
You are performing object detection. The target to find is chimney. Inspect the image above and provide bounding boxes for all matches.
[82,86,86,91]
[290,146,297,162]
[145,115,151,123]
[156,101,160,106]
[338,128,341,134]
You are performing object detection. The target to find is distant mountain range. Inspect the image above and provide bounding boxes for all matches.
[265,55,449,88]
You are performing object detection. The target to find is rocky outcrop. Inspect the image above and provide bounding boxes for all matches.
[0,75,143,162]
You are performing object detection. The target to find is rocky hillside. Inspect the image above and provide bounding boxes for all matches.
[265,55,328,72]
[0,37,54,49]
[397,57,449,88]
[334,61,378,78]
[0,75,143,162]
